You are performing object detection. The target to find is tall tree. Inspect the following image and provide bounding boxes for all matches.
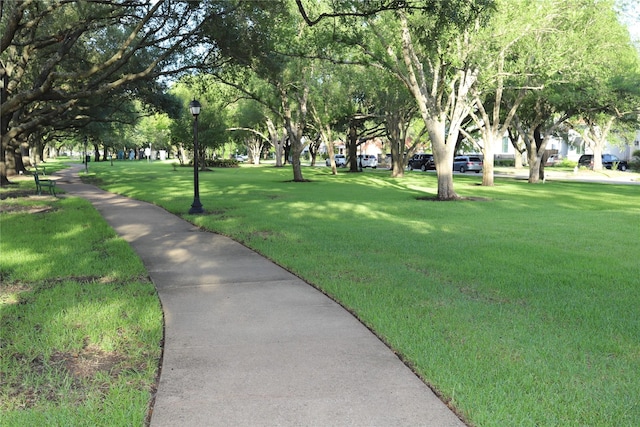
[228,98,274,165]
[464,0,545,186]
[369,72,422,177]
[308,62,362,175]
[570,21,640,170]
[0,0,233,184]
[205,0,338,181]
[297,0,495,199]
[169,78,233,169]
[511,0,639,181]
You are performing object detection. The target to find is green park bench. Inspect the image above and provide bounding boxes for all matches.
[33,173,57,196]
[33,163,47,175]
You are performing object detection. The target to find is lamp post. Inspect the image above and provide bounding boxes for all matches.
[188,99,204,214]
[84,136,88,174]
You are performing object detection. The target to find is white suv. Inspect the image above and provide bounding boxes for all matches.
[359,154,378,168]
[326,154,347,167]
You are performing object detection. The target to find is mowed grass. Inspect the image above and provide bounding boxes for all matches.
[26,159,640,425]
[0,180,163,426]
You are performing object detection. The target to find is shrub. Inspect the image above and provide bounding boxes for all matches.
[557,158,577,168]
[495,159,514,167]
[207,159,239,168]
[629,149,640,172]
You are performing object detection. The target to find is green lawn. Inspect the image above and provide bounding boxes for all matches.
[6,159,640,426]
[0,177,163,426]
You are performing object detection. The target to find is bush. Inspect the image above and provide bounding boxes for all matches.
[629,150,640,172]
[557,158,577,168]
[207,159,239,168]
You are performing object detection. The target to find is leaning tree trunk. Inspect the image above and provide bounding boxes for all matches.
[267,119,285,168]
[319,124,338,175]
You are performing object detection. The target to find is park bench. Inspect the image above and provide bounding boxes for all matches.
[33,163,47,175]
[33,172,57,196]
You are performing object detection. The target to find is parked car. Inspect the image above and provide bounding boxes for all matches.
[326,154,347,167]
[453,155,483,173]
[578,154,628,171]
[408,153,434,171]
[234,154,247,162]
[358,154,378,168]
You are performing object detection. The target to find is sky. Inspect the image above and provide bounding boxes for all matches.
[616,0,640,48]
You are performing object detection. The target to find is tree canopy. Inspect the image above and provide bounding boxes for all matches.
[2,0,639,189]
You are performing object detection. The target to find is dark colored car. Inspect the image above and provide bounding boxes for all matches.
[578,154,628,171]
[408,154,434,171]
[453,155,483,173]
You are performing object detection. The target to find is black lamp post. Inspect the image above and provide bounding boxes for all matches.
[188,99,204,214]
[84,136,88,174]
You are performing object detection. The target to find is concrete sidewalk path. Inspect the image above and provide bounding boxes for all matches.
[56,165,465,427]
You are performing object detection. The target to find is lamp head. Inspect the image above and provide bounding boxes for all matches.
[189,99,201,117]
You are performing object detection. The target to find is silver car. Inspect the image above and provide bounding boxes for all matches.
[453,155,482,173]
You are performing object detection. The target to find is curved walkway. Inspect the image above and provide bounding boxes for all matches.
[56,165,465,427]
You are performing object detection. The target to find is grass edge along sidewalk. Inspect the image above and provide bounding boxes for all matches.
[84,160,639,427]
[0,187,163,427]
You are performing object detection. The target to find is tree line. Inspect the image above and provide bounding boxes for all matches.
[2,0,639,199]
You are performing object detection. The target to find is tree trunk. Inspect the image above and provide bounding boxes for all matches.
[389,138,405,178]
[290,132,304,181]
[508,129,526,168]
[347,123,359,172]
[434,158,457,200]
[429,120,458,200]
[1,137,28,181]
[284,118,305,181]
[20,142,31,169]
[320,124,338,175]
[308,136,321,167]
[582,118,615,171]
[592,145,604,170]
[247,136,262,165]
[514,149,524,168]
[327,152,338,175]
[528,154,544,182]
[93,143,101,162]
[33,137,45,164]
[480,133,496,186]
[528,127,547,183]
[386,112,406,178]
